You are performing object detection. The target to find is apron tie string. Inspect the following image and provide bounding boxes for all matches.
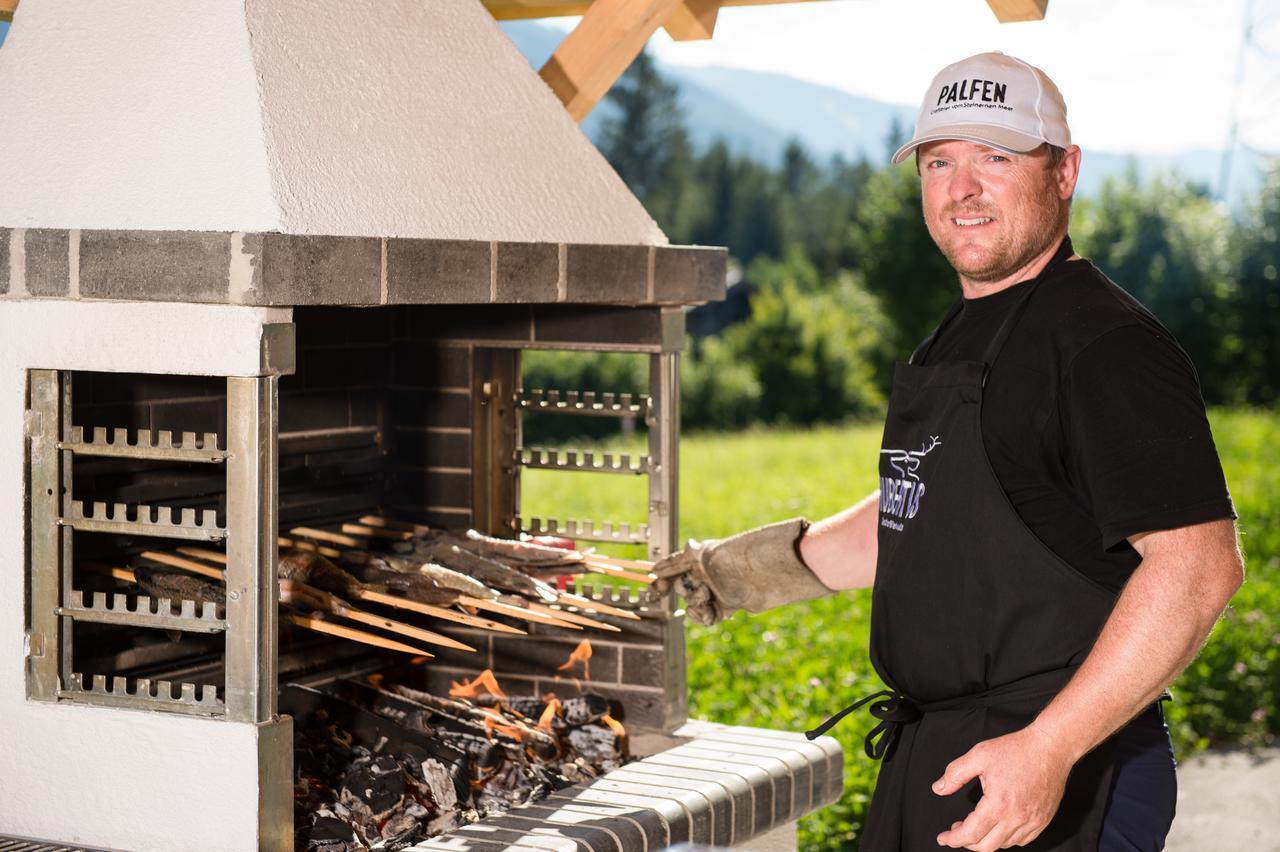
[805,690,922,759]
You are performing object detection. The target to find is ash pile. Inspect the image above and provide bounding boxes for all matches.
[288,669,628,851]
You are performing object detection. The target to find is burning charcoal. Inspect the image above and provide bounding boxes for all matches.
[503,696,547,718]
[561,693,610,726]
[339,755,405,822]
[299,810,361,852]
[567,725,620,763]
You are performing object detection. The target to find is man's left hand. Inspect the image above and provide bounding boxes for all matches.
[932,725,1075,851]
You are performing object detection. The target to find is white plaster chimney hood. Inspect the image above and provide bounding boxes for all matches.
[0,0,667,246]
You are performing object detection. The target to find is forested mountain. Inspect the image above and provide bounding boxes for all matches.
[499,20,1265,204]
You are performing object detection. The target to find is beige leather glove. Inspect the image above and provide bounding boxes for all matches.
[652,518,832,625]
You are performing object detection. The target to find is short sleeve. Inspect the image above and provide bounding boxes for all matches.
[1065,324,1236,550]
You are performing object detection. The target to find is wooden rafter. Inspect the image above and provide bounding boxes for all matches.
[0,0,17,23]
[538,0,688,122]
[984,0,1048,22]
[664,0,721,41]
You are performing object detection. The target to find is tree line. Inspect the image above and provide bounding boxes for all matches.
[525,51,1279,435]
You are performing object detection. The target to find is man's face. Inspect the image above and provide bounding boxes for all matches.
[918,140,1078,287]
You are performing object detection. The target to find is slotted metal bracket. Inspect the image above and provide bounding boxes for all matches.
[26,370,62,701]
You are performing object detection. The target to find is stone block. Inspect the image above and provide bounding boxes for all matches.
[532,305,670,349]
[494,241,559,302]
[621,646,665,689]
[80,230,230,302]
[653,245,727,304]
[249,234,380,305]
[492,635,618,683]
[24,229,69,297]
[386,238,491,304]
[564,244,649,304]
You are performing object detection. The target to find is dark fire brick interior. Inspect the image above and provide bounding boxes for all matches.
[62,304,683,731]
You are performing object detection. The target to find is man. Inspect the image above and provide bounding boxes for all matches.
[653,52,1243,852]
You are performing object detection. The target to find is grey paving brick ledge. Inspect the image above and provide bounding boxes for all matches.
[0,229,726,307]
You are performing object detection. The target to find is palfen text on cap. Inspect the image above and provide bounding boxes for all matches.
[891,51,1071,165]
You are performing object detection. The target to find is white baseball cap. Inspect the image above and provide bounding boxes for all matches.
[891,52,1071,165]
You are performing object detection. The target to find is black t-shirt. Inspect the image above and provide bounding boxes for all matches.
[915,253,1235,594]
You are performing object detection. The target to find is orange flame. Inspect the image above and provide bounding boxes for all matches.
[555,639,592,688]
[537,697,562,731]
[449,669,508,701]
[601,712,626,743]
[480,709,525,742]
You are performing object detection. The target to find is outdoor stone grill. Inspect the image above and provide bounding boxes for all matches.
[0,3,843,850]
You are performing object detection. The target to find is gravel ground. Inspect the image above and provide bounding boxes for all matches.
[1165,748,1280,851]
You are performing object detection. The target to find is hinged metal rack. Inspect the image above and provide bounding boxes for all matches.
[25,370,280,723]
[468,313,681,563]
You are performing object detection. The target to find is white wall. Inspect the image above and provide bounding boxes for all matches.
[0,301,291,851]
[0,0,665,245]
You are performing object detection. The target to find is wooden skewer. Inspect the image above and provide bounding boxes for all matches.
[290,526,361,548]
[83,563,139,584]
[351,588,526,635]
[582,561,656,584]
[583,553,654,572]
[524,601,620,633]
[286,613,434,657]
[360,515,430,535]
[330,604,475,653]
[556,591,641,621]
[178,546,230,565]
[342,522,412,541]
[139,551,225,581]
[278,537,342,558]
[457,595,583,630]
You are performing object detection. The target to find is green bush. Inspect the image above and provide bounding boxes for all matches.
[680,335,763,431]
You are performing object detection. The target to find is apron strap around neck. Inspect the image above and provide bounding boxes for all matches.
[978,235,1074,379]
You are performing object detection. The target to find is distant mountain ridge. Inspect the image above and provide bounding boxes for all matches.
[499,20,1265,205]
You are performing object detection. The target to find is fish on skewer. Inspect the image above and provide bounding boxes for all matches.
[278,550,515,636]
[342,550,585,631]
[404,534,639,623]
[337,551,526,635]
[406,533,561,603]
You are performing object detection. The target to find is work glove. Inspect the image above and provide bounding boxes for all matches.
[652,518,832,626]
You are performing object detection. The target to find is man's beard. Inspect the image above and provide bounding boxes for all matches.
[933,192,1067,285]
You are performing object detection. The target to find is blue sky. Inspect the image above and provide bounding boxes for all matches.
[544,0,1280,158]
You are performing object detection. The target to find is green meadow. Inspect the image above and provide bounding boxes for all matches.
[522,409,1280,849]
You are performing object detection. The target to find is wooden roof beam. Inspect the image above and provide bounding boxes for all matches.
[664,0,722,41]
[985,0,1048,23]
[539,0,687,122]
[0,0,18,23]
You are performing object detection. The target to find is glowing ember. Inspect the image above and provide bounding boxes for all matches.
[555,639,592,687]
[450,668,507,700]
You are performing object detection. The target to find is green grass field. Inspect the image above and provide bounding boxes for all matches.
[522,408,1280,850]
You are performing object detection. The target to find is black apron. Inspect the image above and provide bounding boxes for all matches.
[809,238,1121,851]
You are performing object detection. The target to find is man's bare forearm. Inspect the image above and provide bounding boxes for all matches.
[1028,518,1244,762]
[799,491,880,591]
